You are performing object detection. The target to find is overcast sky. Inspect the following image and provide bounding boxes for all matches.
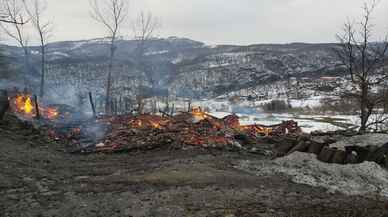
[3,0,388,45]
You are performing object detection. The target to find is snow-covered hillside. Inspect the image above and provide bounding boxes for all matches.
[0,38,344,99]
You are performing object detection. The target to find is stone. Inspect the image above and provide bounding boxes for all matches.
[318,147,336,163]
[274,142,295,157]
[307,142,326,155]
[332,150,346,164]
[344,152,358,164]
[366,143,388,165]
[287,141,310,155]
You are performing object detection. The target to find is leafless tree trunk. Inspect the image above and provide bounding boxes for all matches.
[90,0,128,115]
[133,11,160,87]
[24,0,52,98]
[0,0,30,86]
[285,71,292,108]
[335,0,388,133]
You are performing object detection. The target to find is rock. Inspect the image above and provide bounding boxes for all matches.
[366,143,388,166]
[345,146,370,163]
[311,130,325,136]
[311,136,335,144]
[287,141,310,155]
[318,147,336,163]
[307,142,326,155]
[274,142,295,157]
[345,152,358,164]
[332,150,346,164]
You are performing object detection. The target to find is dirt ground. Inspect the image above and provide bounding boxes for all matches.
[1,114,388,217]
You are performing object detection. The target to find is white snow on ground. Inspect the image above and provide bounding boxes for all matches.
[70,41,86,50]
[237,152,388,198]
[172,98,362,132]
[145,50,169,56]
[52,51,69,57]
[191,99,234,113]
[289,96,325,108]
[330,134,388,150]
[210,112,352,133]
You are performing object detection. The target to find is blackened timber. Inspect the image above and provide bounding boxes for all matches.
[88,92,96,117]
[0,90,9,120]
[33,95,40,119]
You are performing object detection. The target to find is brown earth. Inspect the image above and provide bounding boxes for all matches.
[1,113,388,217]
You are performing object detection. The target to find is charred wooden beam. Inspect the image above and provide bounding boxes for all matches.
[33,95,40,119]
[159,110,172,117]
[88,92,96,117]
[0,90,9,120]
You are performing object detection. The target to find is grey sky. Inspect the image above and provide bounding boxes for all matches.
[4,0,388,45]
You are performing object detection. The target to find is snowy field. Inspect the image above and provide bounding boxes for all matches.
[211,112,358,133]
[172,98,360,133]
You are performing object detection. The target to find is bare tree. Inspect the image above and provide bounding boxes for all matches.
[133,11,160,87]
[335,0,388,133]
[0,0,26,24]
[0,15,25,24]
[23,0,52,97]
[0,0,30,86]
[90,0,128,114]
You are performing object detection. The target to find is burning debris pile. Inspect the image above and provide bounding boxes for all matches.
[7,93,302,154]
[89,107,302,153]
[7,92,388,169]
[10,93,60,120]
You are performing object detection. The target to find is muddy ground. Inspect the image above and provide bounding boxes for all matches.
[1,114,388,217]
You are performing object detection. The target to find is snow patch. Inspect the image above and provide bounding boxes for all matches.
[237,152,388,197]
[145,50,169,56]
[51,51,69,57]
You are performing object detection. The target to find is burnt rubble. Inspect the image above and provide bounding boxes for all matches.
[4,92,388,169]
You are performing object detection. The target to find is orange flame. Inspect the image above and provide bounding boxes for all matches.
[129,115,169,129]
[14,95,34,117]
[191,107,208,121]
[12,94,59,120]
[24,97,33,114]
[45,107,59,120]
[150,121,161,129]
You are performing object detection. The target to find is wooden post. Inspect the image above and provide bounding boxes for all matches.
[170,103,175,116]
[124,97,128,114]
[33,95,40,119]
[0,90,9,120]
[119,95,122,114]
[114,99,118,115]
[88,92,96,117]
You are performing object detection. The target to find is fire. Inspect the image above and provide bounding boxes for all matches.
[13,95,35,117]
[128,115,169,129]
[191,107,208,121]
[150,121,161,129]
[45,107,59,120]
[11,93,59,120]
[24,97,33,113]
